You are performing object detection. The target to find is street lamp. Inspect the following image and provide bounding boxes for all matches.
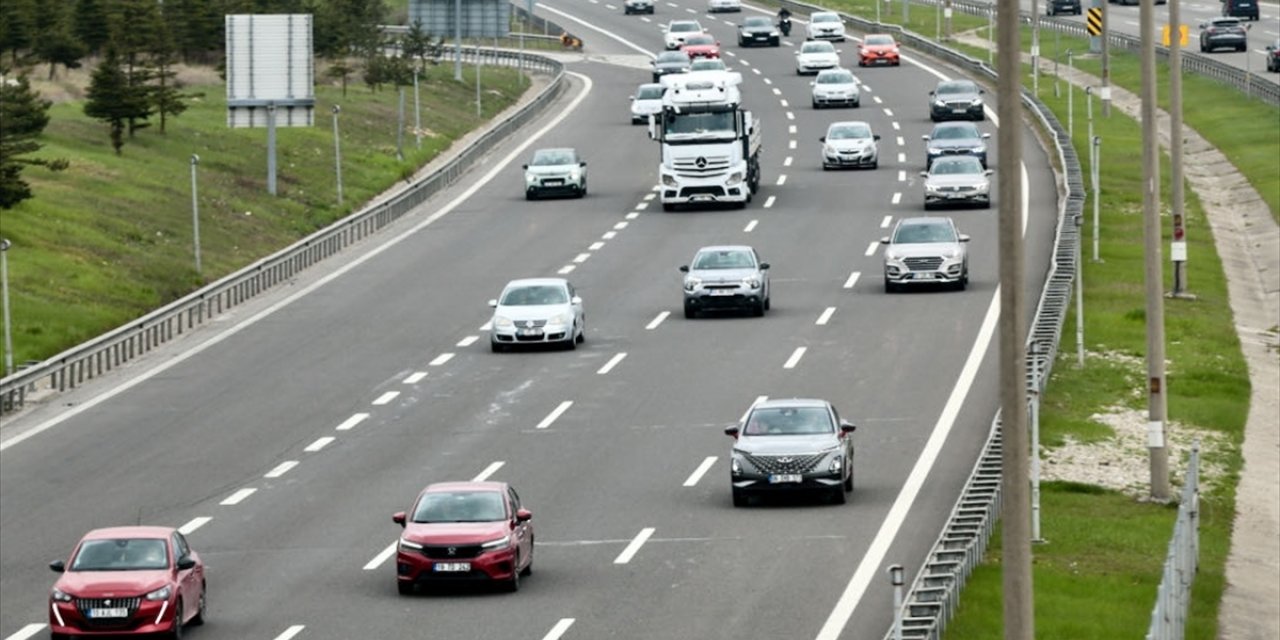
[189,155,202,275]
[0,238,13,377]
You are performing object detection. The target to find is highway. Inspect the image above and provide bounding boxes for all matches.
[0,1,1060,638]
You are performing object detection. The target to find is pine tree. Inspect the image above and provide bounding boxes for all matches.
[84,48,146,155]
[0,0,37,66]
[0,72,69,209]
[72,0,111,57]
[148,22,187,133]
[32,4,85,81]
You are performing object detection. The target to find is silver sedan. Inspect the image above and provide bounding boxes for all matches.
[489,278,586,351]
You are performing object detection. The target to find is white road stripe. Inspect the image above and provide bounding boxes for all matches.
[541,619,577,640]
[403,371,428,384]
[897,170,906,182]
[764,196,777,208]
[589,241,605,251]
[891,192,902,205]
[457,335,479,347]
[536,401,574,430]
[597,353,628,375]
[635,201,649,210]
[614,528,656,564]
[816,307,836,325]
[873,95,883,104]
[898,153,906,163]
[843,271,861,289]
[603,231,617,240]
[337,413,371,430]
[783,156,793,167]
[776,175,787,186]
[646,311,670,330]
[264,460,299,478]
[374,390,401,404]
[558,265,576,274]
[574,253,591,264]
[861,84,872,92]
[892,121,900,130]
[752,67,762,74]
[626,211,640,220]
[725,50,738,57]
[783,347,807,369]
[683,456,719,487]
[220,488,257,506]
[473,461,505,482]
[363,542,397,570]
[4,625,46,640]
[865,241,879,256]
[744,219,759,232]
[780,99,790,107]
[789,140,797,149]
[271,626,305,640]
[883,108,894,116]
[789,125,797,134]
[304,436,335,452]
[786,111,795,120]
[479,321,493,331]
[882,214,894,227]
[896,136,905,146]
[178,517,212,535]
[773,87,782,95]
[615,221,629,230]
[644,193,656,200]
[763,77,772,84]
[429,353,454,366]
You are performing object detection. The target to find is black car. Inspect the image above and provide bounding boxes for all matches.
[1200,17,1248,52]
[1222,0,1259,20]
[651,50,692,82]
[1046,0,1082,15]
[737,15,781,47]
[929,79,985,122]
[923,122,990,169]
[1267,40,1280,72]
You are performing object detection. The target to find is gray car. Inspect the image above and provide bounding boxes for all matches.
[523,148,587,199]
[489,278,586,351]
[922,156,992,209]
[929,79,985,121]
[881,217,970,292]
[923,121,990,169]
[725,398,857,506]
[651,50,692,81]
[680,245,770,318]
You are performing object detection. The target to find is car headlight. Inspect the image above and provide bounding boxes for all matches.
[823,144,837,156]
[885,251,903,263]
[51,588,73,603]
[942,248,960,259]
[684,277,702,292]
[494,315,514,329]
[399,537,424,551]
[144,586,171,602]
[934,99,946,107]
[770,29,780,36]
[480,535,512,551]
[731,456,742,475]
[662,173,679,187]
[727,171,744,185]
[570,168,581,180]
[742,276,761,288]
[925,183,942,193]
[549,312,571,326]
[974,145,987,154]
[971,98,984,106]
[828,455,843,474]
[928,147,943,155]
[525,172,537,184]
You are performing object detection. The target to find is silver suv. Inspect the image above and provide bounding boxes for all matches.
[882,217,970,292]
[725,398,857,506]
[680,245,770,318]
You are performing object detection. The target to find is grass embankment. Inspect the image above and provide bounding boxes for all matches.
[3,62,525,364]
[789,1,1263,637]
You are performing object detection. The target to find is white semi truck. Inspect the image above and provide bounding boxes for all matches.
[649,73,761,211]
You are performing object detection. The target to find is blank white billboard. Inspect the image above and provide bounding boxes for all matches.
[225,14,315,128]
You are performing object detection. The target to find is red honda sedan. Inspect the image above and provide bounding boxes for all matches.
[680,33,722,58]
[48,526,206,639]
[393,481,534,594]
[858,33,901,66]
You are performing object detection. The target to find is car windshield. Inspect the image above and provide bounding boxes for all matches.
[931,157,984,175]
[71,538,168,571]
[684,35,714,45]
[657,52,689,63]
[744,17,772,27]
[693,250,755,270]
[864,35,895,45]
[531,150,575,165]
[413,491,506,523]
[671,22,700,32]
[895,222,958,244]
[744,407,833,436]
[801,42,835,54]
[690,60,725,71]
[829,124,871,140]
[937,81,975,95]
[932,125,979,140]
[501,285,568,306]
[818,72,855,84]
[636,85,664,99]
[813,14,840,22]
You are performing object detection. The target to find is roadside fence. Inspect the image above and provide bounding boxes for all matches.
[1147,441,1202,640]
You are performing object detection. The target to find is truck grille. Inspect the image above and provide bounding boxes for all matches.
[904,257,945,271]
[673,155,731,177]
[744,452,824,474]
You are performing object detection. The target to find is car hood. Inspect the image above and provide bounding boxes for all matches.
[926,174,988,188]
[885,242,964,258]
[495,304,572,321]
[655,60,690,70]
[56,570,171,597]
[683,45,719,53]
[798,52,839,61]
[687,267,759,283]
[526,164,577,175]
[735,434,840,455]
[815,83,858,94]
[827,138,875,151]
[741,24,777,34]
[632,99,663,113]
[928,138,983,150]
[861,44,898,53]
[936,92,980,103]
[403,521,509,545]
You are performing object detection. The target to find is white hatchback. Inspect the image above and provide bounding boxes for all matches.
[665,20,706,49]
[708,0,742,11]
[811,68,860,108]
[796,40,840,75]
[489,278,586,351]
[806,12,846,41]
[630,83,665,124]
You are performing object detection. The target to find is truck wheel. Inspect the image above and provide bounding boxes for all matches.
[662,203,676,212]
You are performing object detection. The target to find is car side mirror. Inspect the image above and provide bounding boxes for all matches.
[515,508,533,523]
[393,511,407,527]
[630,95,636,100]
[724,426,740,439]
[176,557,197,571]
[982,133,992,139]
[840,421,856,434]
[819,136,826,142]
[522,164,529,170]
[759,262,770,270]
[874,134,881,141]
[679,265,690,272]
[928,90,935,96]
[979,88,986,94]
[571,296,582,305]
[579,161,587,167]
[49,560,66,573]
[959,234,971,242]
[922,135,931,141]
[810,81,816,86]
[488,299,498,307]
[984,169,994,176]
[880,237,891,244]
[919,171,928,177]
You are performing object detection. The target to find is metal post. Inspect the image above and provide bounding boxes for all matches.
[1029,342,1044,543]
[1093,136,1102,262]
[0,238,12,377]
[889,565,904,640]
[1067,50,1075,137]
[903,0,909,24]
[1170,0,1187,296]
[414,69,422,150]
[1054,49,1061,98]
[1101,0,1112,115]
[936,0,941,41]
[332,105,344,206]
[266,103,278,196]
[397,87,405,162]
[189,155,202,275]
[1076,213,1085,368]
[987,5,994,65]
[876,0,882,25]
[1032,0,1041,95]
[944,0,952,39]
[454,0,463,81]
[1140,0,1170,501]
[476,57,482,117]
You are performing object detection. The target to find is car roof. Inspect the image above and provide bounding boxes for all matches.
[423,481,508,494]
[533,147,576,155]
[695,244,754,253]
[898,216,954,226]
[82,526,175,540]
[503,277,570,289]
[752,398,832,410]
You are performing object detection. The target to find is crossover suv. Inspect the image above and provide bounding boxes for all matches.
[630,83,665,124]
[393,481,534,594]
[725,398,857,506]
[929,79,985,121]
[881,216,971,292]
[1200,18,1248,52]
[1222,0,1259,20]
[524,147,587,199]
[665,20,705,50]
[680,245,770,318]
[624,0,655,14]
[858,34,901,66]
[811,68,861,108]
[48,527,206,638]
[806,12,847,41]
[737,16,781,47]
[796,40,840,75]
[489,278,585,351]
[820,120,880,170]
[922,156,992,210]
[923,121,990,169]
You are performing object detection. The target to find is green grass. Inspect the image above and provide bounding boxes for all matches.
[2,62,526,364]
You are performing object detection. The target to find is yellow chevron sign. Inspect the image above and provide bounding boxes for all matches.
[1087,7,1102,36]
[1161,24,1190,46]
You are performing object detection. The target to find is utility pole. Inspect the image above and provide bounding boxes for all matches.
[1169,0,1188,296]
[331,105,344,206]
[1031,0,1041,95]
[997,0,1034,633]
[189,155,202,276]
[1140,0,1170,501]
[944,0,953,39]
[0,238,12,377]
[454,0,463,81]
[1101,0,1112,115]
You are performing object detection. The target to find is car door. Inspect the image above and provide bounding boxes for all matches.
[567,283,584,327]
[507,487,532,562]
[171,532,201,621]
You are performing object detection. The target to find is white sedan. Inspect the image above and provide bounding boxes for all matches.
[796,41,840,75]
[630,83,665,124]
[665,20,705,50]
[708,0,742,11]
[811,68,860,108]
[489,278,586,352]
[806,11,847,41]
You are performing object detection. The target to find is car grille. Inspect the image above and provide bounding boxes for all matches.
[420,545,484,559]
[943,101,973,109]
[673,155,731,177]
[76,597,142,613]
[938,148,973,156]
[939,185,978,192]
[904,256,945,271]
[513,319,547,328]
[744,452,824,474]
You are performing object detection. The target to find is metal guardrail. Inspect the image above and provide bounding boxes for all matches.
[0,47,566,415]
[1147,442,1201,640]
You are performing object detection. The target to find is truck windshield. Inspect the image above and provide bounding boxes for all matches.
[665,111,735,140]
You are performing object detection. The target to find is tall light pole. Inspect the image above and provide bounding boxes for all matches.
[1031,0,1042,95]
[413,68,422,150]
[1140,0,1170,501]
[0,238,13,377]
[454,0,463,82]
[189,155,202,276]
[1169,0,1188,296]
[331,105,344,206]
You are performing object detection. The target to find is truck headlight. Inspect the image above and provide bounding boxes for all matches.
[662,173,679,187]
[727,171,744,185]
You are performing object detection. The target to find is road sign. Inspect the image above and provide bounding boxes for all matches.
[1161,24,1190,47]
[1086,7,1103,35]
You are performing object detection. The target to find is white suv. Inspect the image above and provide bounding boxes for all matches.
[806,12,847,41]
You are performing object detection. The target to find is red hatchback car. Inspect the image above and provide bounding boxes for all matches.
[48,526,206,639]
[858,34,901,66]
[393,481,534,594]
[680,34,722,58]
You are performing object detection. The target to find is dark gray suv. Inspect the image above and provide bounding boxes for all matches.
[725,398,857,506]
[680,245,770,318]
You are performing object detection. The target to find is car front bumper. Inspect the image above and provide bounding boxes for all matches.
[859,52,900,65]
[797,60,838,74]
[396,547,519,587]
[808,31,846,41]
[813,93,860,107]
[50,598,179,636]
[731,471,844,492]
[930,103,984,120]
[823,148,877,167]
[684,286,764,310]
[925,189,990,207]
[884,259,966,285]
[492,323,574,345]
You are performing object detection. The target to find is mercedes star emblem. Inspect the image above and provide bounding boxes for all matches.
[695,156,708,169]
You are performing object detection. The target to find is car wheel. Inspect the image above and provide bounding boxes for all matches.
[190,586,206,626]
[565,331,577,350]
[831,486,847,505]
[684,302,697,319]
[491,340,505,353]
[869,160,878,170]
[844,466,854,492]
[812,100,820,109]
[853,100,860,108]
[884,277,896,293]
[822,163,831,171]
[525,191,536,201]
[576,325,585,344]
[398,581,416,595]
[1238,45,1247,52]
[959,270,970,290]
[751,300,765,317]
[662,203,676,212]
[764,296,771,311]
[171,601,184,640]
[732,488,749,507]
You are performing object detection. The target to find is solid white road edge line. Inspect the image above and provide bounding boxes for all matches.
[220,488,257,506]
[264,460,299,478]
[177,517,212,535]
[271,625,306,640]
[646,311,670,330]
[613,527,656,564]
[472,461,505,482]
[337,413,371,430]
[3,624,46,640]
[363,541,398,570]
[304,436,335,453]
[536,401,574,430]
[816,307,836,325]
[783,347,807,369]
[683,456,719,487]
[0,71,599,453]
[597,353,627,375]
[537,4,656,57]
[541,619,577,640]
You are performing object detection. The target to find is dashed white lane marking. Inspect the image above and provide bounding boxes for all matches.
[898,153,906,163]
[646,311,670,330]
[783,347,808,369]
[892,121,901,130]
[789,125,797,134]
[816,307,836,325]
[376,388,402,403]
[891,193,902,205]
[773,87,782,95]
[603,231,617,240]
[752,67,762,75]
[589,241,605,250]
[683,456,719,487]
[429,353,455,366]
[614,527,656,564]
[686,6,696,11]
[636,201,650,210]
[744,219,759,232]
[784,156,793,167]
[897,170,906,182]
[862,84,872,92]
[764,195,777,208]
[473,461,505,482]
[178,517,212,535]
[776,175,787,185]
[780,98,790,107]
[541,619,577,640]
[644,193,656,200]
[882,214,894,227]
[305,436,335,452]
[598,352,628,375]
[574,252,591,263]
[558,265,577,274]
[363,542,397,570]
[5,625,47,640]
[896,136,905,146]
[843,271,861,289]
[883,108,894,116]
[865,241,879,256]
[220,488,257,506]
[536,401,574,430]
[337,413,371,430]
[479,321,493,331]
[265,460,299,478]
[271,626,306,640]
[786,111,795,120]
[403,371,428,384]
[763,77,772,84]
[641,16,651,22]
[606,2,616,7]
[626,211,640,220]
[789,140,797,150]
[615,221,629,230]
[725,50,738,57]
[873,95,883,104]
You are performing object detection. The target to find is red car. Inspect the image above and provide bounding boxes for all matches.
[48,526,206,639]
[393,481,534,594]
[858,34,901,66]
[680,34,722,58]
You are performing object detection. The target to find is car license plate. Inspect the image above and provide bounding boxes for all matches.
[518,328,542,337]
[953,108,968,114]
[544,179,563,186]
[709,289,734,296]
[915,272,934,280]
[769,474,803,484]
[89,608,129,619]
[434,562,471,572]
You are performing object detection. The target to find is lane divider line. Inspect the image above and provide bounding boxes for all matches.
[789,125,797,134]
[403,371,428,384]
[896,136,905,146]
[864,241,879,257]
[479,321,493,331]
[843,271,861,289]
[614,221,629,230]
[772,87,782,95]
[764,196,777,208]
[178,517,212,535]
[891,192,902,205]
[683,456,718,487]
[4,624,47,640]
[337,413,371,430]
[897,170,906,182]
[898,152,906,163]
[271,625,306,640]
[626,212,640,220]
[816,307,836,326]
[220,488,257,506]
[457,336,479,348]
[573,253,591,264]
[603,231,617,240]
[304,436,335,452]
[264,460,299,478]
[597,353,628,375]
[635,201,649,210]
[783,347,807,369]
[881,214,894,227]
[783,156,793,167]
[429,353,455,366]
[589,241,605,251]
[780,98,790,107]
[536,401,574,430]
[789,140,797,150]
[473,461,505,482]
[644,193,656,201]
[762,77,772,85]
[541,619,577,640]
[558,265,576,274]
[614,527,656,564]
[892,122,901,130]
[363,542,397,570]
[373,391,400,405]
[744,220,759,233]
[786,111,795,120]
[776,175,787,186]
[883,108,894,116]
[645,311,670,330]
